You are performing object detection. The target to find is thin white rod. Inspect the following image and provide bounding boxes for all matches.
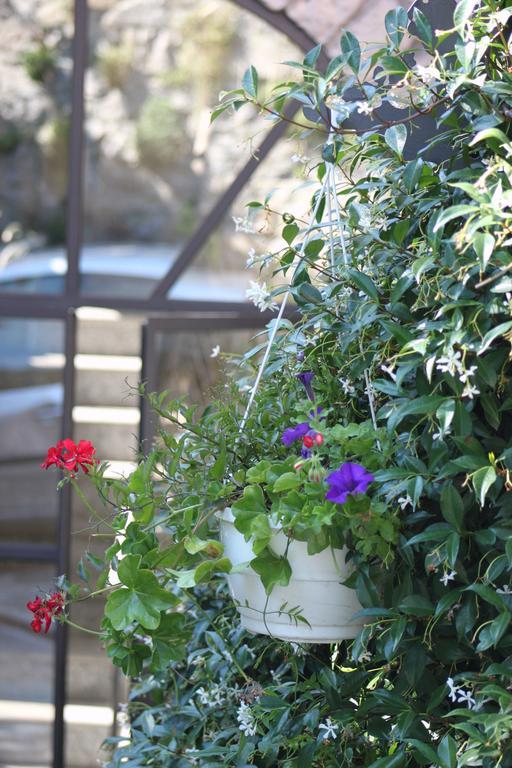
[238,176,329,435]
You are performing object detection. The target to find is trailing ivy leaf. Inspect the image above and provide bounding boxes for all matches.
[184,535,223,557]
[105,555,175,631]
[250,548,292,594]
[272,472,301,493]
[194,557,231,584]
[340,30,361,73]
[384,124,407,158]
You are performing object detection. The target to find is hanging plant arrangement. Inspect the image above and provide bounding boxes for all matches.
[27,2,512,766]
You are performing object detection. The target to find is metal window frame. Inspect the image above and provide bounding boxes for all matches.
[0,3,317,767]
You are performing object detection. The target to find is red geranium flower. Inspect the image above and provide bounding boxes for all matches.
[41,439,97,475]
[27,592,65,634]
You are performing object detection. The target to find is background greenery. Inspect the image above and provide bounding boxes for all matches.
[67,2,512,765]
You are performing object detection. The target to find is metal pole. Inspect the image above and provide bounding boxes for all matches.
[66,0,88,301]
[53,310,77,768]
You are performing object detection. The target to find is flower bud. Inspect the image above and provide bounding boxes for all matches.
[302,435,314,449]
[314,432,324,446]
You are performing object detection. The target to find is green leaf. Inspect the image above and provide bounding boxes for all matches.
[467,583,506,611]
[183,536,223,557]
[403,158,424,193]
[407,739,438,763]
[469,127,510,147]
[476,612,511,651]
[346,268,379,300]
[433,205,479,232]
[440,484,464,531]
[194,557,231,584]
[283,222,299,244]
[242,65,258,98]
[388,395,446,431]
[478,321,512,355]
[385,8,408,48]
[106,555,174,631]
[438,734,457,768]
[273,472,301,492]
[412,8,433,47]
[473,232,495,270]
[384,124,407,158]
[472,465,497,506]
[340,29,361,73]
[399,595,434,617]
[296,283,324,305]
[251,548,292,594]
[454,0,481,30]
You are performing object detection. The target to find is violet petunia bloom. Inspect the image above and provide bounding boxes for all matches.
[282,422,310,446]
[297,371,315,401]
[325,463,374,505]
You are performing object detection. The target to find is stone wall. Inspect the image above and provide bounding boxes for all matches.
[0,0,408,262]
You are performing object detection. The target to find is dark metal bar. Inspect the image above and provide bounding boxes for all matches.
[65,0,88,300]
[0,543,59,561]
[235,0,329,66]
[0,293,297,318]
[53,310,77,768]
[150,113,293,300]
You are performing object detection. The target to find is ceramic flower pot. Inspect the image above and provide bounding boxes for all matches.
[219,508,364,643]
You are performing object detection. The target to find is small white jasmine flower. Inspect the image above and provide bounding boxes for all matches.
[290,641,309,657]
[436,350,463,376]
[398,495,413,510]
[237,701,257,737]
[457,689,476,709]
[381,364,397,382]
[246,248,256,268]
[356,101,374,115]
[245,280,278,312]
[496,584,512,595]
[446,677,459,703]
[232,216,254,233]
[319,717,339,741]
[291,152,310,164]
[210,345,220,358]
[440,570,457,587]
[357,650,372,663]
[339,377,356,395]
[415,62,441,85]
[196,687,210,705]
[462,383,480,400]
[459,366,478,384]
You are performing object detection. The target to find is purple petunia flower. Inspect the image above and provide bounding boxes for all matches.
[325,463,374,505]
[281,422,310,446]
[297,371,315,401]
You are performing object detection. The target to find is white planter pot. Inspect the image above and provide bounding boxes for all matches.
[220,508,364,643]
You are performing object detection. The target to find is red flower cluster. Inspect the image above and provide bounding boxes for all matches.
[41,439,97,475]
[27,592,65,634]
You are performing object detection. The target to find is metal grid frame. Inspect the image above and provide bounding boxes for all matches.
[0,2,318,766]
